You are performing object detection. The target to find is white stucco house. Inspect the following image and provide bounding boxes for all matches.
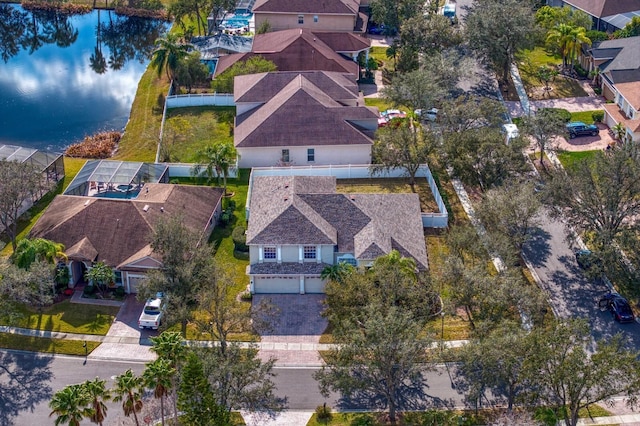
[233,71,379,168]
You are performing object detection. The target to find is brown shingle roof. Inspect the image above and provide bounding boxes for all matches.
[563,0,640,18]
[234,71,358,104]
[616,81,640,110]
[247,176,429,270]
[312,32,370,52]
[234,75,377,148]
[29,184,223,268]
[253,0,359,14]
[214,29,361,77]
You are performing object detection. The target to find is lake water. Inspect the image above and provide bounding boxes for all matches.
[0,4,168,152]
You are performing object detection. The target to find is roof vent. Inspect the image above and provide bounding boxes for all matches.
[284,197,288,202]
[143,204,150,212]
[160,207,164,213]
[350,195,356,201]
[84,199,90,206]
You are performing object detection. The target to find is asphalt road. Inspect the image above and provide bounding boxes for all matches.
[523,210,640,349]
[2,350,467,425]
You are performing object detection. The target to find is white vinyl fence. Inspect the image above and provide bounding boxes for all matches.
[247,164,448,228]
[165,93,234,108]
[168,163,238,179]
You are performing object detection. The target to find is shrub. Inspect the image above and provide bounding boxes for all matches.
[240,291,252,301]
[592,110,605,123]
[594,87,602,95]
[574,64,588,78]
[220,212,230,226]
[586,30,609,42]
[83,285,96,296]
[315,404,332,422]
[65,131,121,158]
[232,226,249,252]
[114,287,125,297]
[540,107,571,122]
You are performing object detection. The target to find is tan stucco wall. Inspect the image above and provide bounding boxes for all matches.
[255,13,355,32]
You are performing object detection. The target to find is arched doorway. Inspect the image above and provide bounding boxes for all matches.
[70,260,88,287]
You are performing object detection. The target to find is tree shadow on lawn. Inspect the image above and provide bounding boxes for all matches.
[0,351,53,425]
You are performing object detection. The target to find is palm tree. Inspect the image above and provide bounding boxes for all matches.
[612,122,627,142]
[49,384,91,426]
[192,141,237,195]
[150,331,187,425]
[546,23,574,70]
[567,26,591,71]
[13,237,66,269]
[149,33,191,90]
[321,262,355,284]
[83,378,111,426]
[143,358,176,425]
[112,369,144,426]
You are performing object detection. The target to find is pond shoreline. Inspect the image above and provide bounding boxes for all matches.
[0,0,169,19]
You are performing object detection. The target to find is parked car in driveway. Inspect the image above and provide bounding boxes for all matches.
[566,122,598,139]
[414,108,438,122]
[599,293,635,323]
[138,293,165,330]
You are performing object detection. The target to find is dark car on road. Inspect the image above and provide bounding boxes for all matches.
[566,121,598,139]
[599,293,635,323]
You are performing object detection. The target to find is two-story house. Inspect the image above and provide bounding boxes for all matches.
[252,0,368,33]
[584,36,640,142]
[233,70,378,167]
[546,0,640,32]
[246,175,428,294]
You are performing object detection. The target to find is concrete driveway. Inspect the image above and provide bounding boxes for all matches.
[88,295,158,362]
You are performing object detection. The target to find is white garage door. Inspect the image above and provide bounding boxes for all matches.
[127,275,147,294]
[305,277,325,294]
[253,276,299,294]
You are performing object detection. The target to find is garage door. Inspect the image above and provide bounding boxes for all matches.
[253,276,299,294]
[127,275,147,294]
[305,277,325,294]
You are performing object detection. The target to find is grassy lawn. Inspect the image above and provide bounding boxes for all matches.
[336,178,438,212]
[114,70,170,162]
[167,170,254,340]
[1,300,119,335]
[364,97,393,112]
[516,47,586,100]
[570,110,603,125]
[0,334,100,355]
[0,157,86,257]
[163,106,235,163]
[369,46,389,63]
[556,150,600,171]
[308,410,489,425]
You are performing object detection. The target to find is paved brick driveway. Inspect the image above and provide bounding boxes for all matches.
[252,294,328,365]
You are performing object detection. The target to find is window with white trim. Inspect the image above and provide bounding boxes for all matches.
[263,246,276,260]
[307,148,315,162]
[298,14,304,24]
[303,245,316,259]
[313,15,318,23]
[281,149,290,162]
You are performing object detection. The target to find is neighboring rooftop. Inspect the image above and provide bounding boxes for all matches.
[30,184,223,268]
[562,0,640,18]
[252,0,360,14]
[247,175,429,270]
[590,36,640,84]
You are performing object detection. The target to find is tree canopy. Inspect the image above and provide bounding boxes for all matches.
[212,56,277,93]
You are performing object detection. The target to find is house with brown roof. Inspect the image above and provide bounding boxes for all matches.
[29,183,224,293]
[252,0,368,33]
[582,36,640,142]
[214,29,370,79]
[547,0,640,31]
[246,175,428,294]
[233,70,378,167]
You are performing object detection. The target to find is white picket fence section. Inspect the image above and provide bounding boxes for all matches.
[165,93,235,108]
[247,164,448,228]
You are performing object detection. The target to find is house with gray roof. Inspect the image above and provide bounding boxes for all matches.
[547,0,640,31]
[252,0,367,33]
[246,175,428,294]
[233,70,378,167]
[582,36,640,142]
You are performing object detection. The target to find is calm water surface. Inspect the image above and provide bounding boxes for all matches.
[0,4,168,152]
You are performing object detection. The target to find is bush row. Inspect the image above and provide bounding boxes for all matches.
[65,131,121,159]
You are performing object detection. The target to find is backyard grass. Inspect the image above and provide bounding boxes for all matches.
[114,70,170,162]
[516,47,586,100]
[364,97,393,112]
[0,157,86,257]
[0,334,100,355]
[163,106,235,163]
[570,110,603,125]
[1,300,119,335]
[369,46,389,63]
[556,150,599,171]
[336,178,439,212]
